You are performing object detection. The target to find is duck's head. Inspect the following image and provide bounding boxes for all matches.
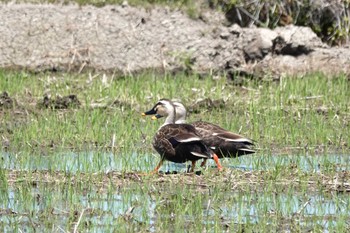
[142,99,175,121]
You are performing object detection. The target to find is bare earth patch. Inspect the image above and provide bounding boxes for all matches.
[0,3,349,76]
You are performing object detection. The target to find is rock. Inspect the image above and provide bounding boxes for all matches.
[228,24,243,37]
[254,47,350,77]
[242,27,278,62]
[273,26,325,56]
[219,32,230,40]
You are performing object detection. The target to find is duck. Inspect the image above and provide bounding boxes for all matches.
[142,99,223,173]
[167,101,255,167]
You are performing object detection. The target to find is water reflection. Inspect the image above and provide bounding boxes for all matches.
[232,153,350,172]
[1,151,349,173]
[0,186,348,232]
[0,187,156,232]
[1,150,350,232]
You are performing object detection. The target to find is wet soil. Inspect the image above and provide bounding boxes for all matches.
[37,94,81,109]
[0,92,15,109]
[4,169,350,193]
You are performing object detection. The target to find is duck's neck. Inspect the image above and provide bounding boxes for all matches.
[161,107,176,127]
[175,112,186,124]
[175,118,186,124]
[175,106,187,124]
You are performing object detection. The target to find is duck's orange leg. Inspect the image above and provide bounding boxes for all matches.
[149,160,164,174]
[190,161,196,173]
[200,159,208,168]
[212,154,223,171]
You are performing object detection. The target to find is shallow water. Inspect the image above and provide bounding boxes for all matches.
[1,151,349,173]
[0,188,150,232]
[1,151,350,232]
[0,185,349,232]
[233,153,350,172]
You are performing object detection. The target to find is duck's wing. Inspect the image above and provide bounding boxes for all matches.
[155,124,211,159]
[169,125,211,159]
[212,131,254,145]
[193,121,254,144]
[191,121,255,157]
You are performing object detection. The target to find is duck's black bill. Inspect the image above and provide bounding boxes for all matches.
[142,108,157,116]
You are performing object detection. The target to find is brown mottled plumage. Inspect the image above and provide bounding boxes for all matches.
[142,99,223,173]
[172,101,256,168]
[173,101,255,159]
[191,121,255,158]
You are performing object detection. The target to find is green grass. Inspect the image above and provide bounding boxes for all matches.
[0,70,350,232]
[1,71,348,154]
[0,70,349,173]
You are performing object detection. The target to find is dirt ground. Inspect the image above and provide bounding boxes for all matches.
[0,3,350,76]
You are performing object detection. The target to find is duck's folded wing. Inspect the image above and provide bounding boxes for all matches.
[169,134,208,158]
[214,131,254,145]
[168,134,201,147]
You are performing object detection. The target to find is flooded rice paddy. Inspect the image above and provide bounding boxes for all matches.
[1,151,350,232]
[1,151,350,173]
[0,72,349,231]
